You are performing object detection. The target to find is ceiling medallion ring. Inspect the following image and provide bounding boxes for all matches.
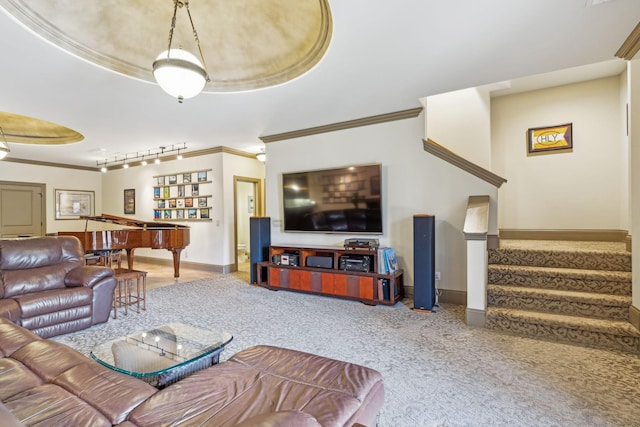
[0,0,333,93]
[209,0,333,91]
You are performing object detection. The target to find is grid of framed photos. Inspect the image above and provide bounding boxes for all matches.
[153,169,212,221]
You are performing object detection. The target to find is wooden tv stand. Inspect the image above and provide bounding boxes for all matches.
[257,244,403,306]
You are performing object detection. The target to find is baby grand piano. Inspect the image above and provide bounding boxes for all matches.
[59,214,190,278]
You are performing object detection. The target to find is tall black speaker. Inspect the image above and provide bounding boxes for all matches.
[413,214,435,311]
[249,217,271,284]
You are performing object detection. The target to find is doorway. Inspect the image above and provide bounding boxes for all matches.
[0,181,46,238]
[234,176,263,273]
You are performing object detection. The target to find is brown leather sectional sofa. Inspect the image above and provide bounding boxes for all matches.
[0,236,116,338]
[0,235,385,425]
[0,317,385,426]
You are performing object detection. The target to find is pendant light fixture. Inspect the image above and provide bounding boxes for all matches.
[153,0,210,103]
[0,127,10,160]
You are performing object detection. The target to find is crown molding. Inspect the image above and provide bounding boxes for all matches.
[259,107,423,143]
[3,157,97,171]
[2,146,258,172]
[616,21,640,60]
[422,138,507,188]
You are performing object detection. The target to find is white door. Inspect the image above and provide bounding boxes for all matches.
[0,182,45,237]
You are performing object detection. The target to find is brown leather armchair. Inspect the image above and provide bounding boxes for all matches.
[0,236,116,337]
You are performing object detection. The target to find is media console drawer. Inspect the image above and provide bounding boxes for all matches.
[261,245,403,306]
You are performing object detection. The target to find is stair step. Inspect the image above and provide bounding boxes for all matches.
[485,239,636,352]
[486,307,640,353]
[488,284,631,320]
[488,264,631,295]
[489,247,631,272]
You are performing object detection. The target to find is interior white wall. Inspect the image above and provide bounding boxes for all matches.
[101,155,223,266]
[101,152,264,269]
[0,162,102,234]
[221,152,265,264]
[425,87,493,170]
[2,75,630,301]
[491,76,628,231]
[265,114,497,292]
[621,69,631,233]
[628,60,640,309]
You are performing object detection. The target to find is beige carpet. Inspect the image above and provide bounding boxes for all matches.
[52,274,640,427]
[487,239,638,352]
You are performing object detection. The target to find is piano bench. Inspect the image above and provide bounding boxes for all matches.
[84,251,122,268]
[112,268,148,319]
[84,254,102,266]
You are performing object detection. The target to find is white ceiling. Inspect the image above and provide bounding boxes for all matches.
[0,0,638,169]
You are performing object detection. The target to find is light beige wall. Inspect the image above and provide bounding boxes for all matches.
[221,152,266,264]
[102,152,264,269]
[621,69,631,232]
[265,114,497,292]
[628,60,640,309]
[0,162,102,234]
[425,87,493,170]
[492,76,628,230]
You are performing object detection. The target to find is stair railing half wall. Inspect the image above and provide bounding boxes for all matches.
[464,195,490,327]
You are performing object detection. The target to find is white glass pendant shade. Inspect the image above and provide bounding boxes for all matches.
[152,48,207,102]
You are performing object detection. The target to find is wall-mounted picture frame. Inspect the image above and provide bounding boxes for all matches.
[527,123,573,155]
[124,188,135,214]
[55,189,94,220]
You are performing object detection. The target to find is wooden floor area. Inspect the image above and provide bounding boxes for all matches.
[122,260,251,291]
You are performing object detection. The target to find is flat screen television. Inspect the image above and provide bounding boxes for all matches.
[282,164,382,234]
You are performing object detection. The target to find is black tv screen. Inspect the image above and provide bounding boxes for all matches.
[282,164,382,234]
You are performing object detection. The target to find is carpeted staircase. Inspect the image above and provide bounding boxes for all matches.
[485,240,640,353]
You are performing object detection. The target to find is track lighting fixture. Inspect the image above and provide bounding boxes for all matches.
[96,143,186,171]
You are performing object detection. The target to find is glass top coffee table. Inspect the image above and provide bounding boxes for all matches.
[90,323,233,388]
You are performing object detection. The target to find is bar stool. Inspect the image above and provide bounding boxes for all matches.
[112,268,147,318]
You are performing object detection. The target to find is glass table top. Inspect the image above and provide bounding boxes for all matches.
[90,323,233,385]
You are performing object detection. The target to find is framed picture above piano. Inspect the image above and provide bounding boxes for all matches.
[55,189,95,220]
[124,188,135,214]
[153,169,212,222]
